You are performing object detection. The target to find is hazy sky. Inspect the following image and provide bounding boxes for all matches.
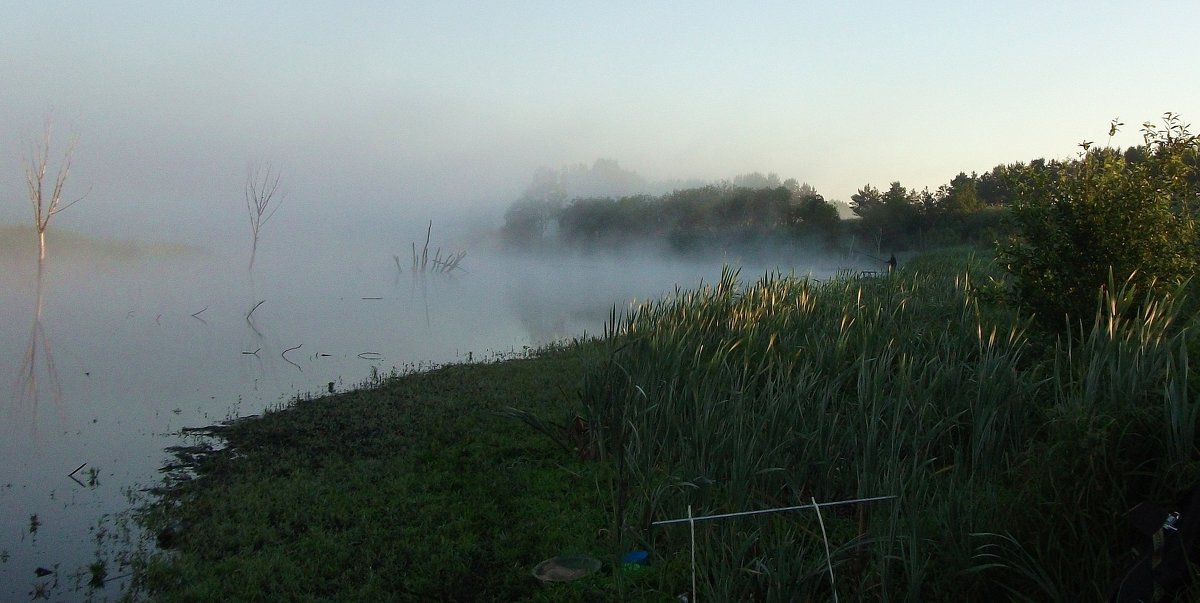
[3,2,1198,245]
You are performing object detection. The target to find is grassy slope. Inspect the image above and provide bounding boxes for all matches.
[133,347,676,601]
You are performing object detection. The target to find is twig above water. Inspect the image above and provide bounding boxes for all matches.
[281,343,303,371]
[246,300,265,321]
[68,462,87,487]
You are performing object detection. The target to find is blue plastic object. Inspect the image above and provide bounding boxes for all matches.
[622,550,649,565]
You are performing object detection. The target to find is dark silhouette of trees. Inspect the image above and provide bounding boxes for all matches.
[937,172,982,217]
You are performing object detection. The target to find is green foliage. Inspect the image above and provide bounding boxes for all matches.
[850,182,926,252]
[938,172,982,216]
[129,348,669,602]
[503,163,1028,257]
[790,192,841,245]
[502,197,561,247]
[849,183,882,219]
[998,113,1200,323]
[580,252,1199,600]
[547,184,842,255]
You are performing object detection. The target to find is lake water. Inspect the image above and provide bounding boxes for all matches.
[0,233,856,601]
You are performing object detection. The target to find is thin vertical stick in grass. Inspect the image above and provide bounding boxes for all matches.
[689,504,698,603]
[813,496,838,603]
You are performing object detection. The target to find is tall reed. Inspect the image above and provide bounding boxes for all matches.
[576,253,1198,600]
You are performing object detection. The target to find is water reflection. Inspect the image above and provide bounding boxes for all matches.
[15,260,62,441]
[405,270,464,330]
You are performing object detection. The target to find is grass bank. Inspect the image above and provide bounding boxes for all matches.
[130,250,1200,601]
[130,348,678,601]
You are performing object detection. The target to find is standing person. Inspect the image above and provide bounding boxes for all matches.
[887,253,897,272]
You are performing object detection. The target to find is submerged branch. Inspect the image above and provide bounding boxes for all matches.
[246,300,265,321]
[281,343,303,371]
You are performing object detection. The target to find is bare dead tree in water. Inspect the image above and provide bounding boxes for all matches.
[245,161,285,269]
[24,118,87,260]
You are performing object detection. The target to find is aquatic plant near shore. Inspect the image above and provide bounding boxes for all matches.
[578,253,1198,600]
[406,220,466,274]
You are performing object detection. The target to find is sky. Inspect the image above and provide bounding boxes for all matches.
[2,1,1198,246]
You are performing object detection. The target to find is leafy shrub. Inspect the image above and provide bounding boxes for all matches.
[998,113,1200,324]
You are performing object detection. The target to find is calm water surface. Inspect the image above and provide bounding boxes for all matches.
[0,237,847,601]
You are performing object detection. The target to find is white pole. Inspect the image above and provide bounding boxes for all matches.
[650,495,896,527]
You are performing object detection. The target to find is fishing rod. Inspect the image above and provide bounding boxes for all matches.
[650,494,897,527]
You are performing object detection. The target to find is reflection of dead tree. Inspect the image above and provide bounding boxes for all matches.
[410,221,466,273]
[245,161,285,270]
[16,261,61,437]
[244,299,266,337]
[24,118,87,260]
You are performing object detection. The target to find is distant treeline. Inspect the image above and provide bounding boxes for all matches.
[502,145,1198,255]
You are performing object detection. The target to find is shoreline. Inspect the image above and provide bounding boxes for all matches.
[125,343,654,601]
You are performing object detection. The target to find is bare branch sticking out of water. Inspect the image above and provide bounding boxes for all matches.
[241,348,261,356]
[246,300,265,321]
[281,344,303,371]
[409,221,466,273]
[68,462,88,487]
[191,306,208,319]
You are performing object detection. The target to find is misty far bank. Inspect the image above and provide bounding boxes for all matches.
[489,157,1121,271]
[11,134,1182,282]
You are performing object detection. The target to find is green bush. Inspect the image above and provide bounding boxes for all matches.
[998,113,1200,324]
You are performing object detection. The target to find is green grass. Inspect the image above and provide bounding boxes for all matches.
[130,347,683,601]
